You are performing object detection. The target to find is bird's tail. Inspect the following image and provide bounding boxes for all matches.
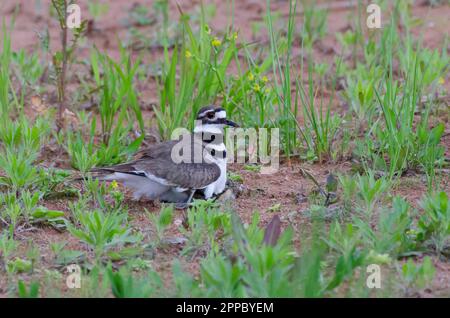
[67,167,118,183]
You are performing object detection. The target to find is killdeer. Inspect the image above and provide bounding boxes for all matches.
[92,105,238,208]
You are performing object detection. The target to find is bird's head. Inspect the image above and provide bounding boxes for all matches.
[193,105,238,134]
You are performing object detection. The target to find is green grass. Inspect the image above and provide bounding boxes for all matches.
[90,46,144,145]
[0,20,20,116]
[297,56,342,162]
[266,0,299,160]
[155,4,238,139]
[58,46,145,173]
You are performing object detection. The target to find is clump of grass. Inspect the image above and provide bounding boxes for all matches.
[297,58,342,163]
[17,280,40,298]
[0,20,20,116]
[265,0,299,160]
[0,190,65,236]
[67,208,141,264]
[179,200,231,256]
[370,64,444,180]
[417,192,450,255]
[107,264,163,298]
[0,117,50,192]
[352,22,446,185]
[400,257,435,296]
[59,47,144,173]
[340,63,382,129]
[338,170,391,219]
[354,196,415,257]
[147,205,174,245]
[12,49,45,96]
[199,212,295,297]
[90,46,144,145]
[301,0,328,47]
[154,4,237,139]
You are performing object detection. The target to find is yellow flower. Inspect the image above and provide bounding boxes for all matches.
[211,37,221,47]
[264,87,271,94]
[438,77,445,85]
[111,180,118,190]
[227,32,238,42]
[248,73,254,81]
[253,83,261,92]
[185,50,192,58]
[262,75,269,83]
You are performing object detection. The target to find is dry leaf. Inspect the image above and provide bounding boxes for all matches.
[263,215,281,246]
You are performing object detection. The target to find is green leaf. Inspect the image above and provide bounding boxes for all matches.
[55,250,85,266]
[7,258,32,273]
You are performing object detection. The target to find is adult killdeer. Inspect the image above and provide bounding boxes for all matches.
[92,105,238,208]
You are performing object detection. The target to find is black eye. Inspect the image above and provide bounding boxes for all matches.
[207,112,215,119]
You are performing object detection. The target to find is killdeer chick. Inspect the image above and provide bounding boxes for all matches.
[92,105,238,209]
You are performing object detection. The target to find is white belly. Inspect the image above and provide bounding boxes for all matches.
[203,158,227,199]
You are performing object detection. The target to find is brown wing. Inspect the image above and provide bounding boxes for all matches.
[92,159,220,189]
[134,159,221,189]
[134,134,204,159]
[92,134,221,189]
[134,140,179,160]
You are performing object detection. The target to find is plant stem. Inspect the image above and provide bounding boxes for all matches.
[55,0,68,132]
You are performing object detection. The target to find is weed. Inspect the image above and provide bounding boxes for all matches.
[155,5,236,139]
[227,171,243,183]
[63,115,143,173]
[417,192,450,255]
[90,47,144,144]
[147,205,174,245]
[107,265,163,298]
[353,24,446,181]
[200,212,295,297]
[50,0,87,129]
[266,0,299,159]
[354,170,390,218]
[0,149,38,192]
[17,280,39,298]
[180,200,231,256]
[12,49,45,96]
[0,190,66,234]
[340,65,381,127]
[297,57,342,162]
[0,117,50,191]
[67,208,141,263]
[6,257,32,274]
[355,196,415,257]
[0,20,20,115]
[61,48,144,173]
[0,232,17,271]
[400,256,435,295]
[301,1,328,47]
[0,0,448,299]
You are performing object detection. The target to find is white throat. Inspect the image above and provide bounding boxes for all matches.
[193,124,225,135]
